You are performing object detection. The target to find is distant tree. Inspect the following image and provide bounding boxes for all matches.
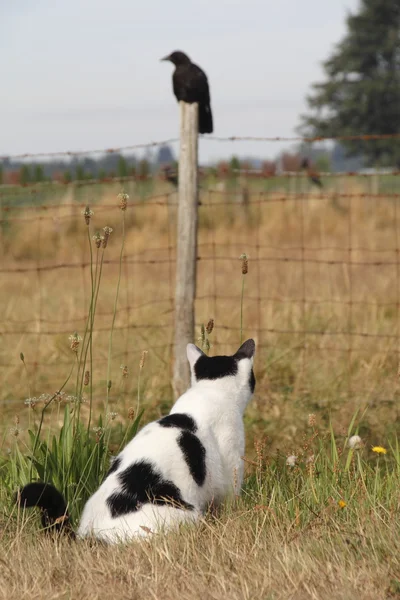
[0,165,3,185]
[34,164,45,182]
[229,156,241,176]
[137,159,150,180]
[117,156,128,178]
[98,169,106,180]
[20,164,32,184]
[82,157,97,178]
[300,0,400,166]
[315,155,331,172]
[64,170,72,183]
[75,165,85,181]
[157,145,175,165]
[330,142,364,171]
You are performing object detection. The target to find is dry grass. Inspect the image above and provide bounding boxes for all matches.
[0,177,400,452]
[1,500,398,600]
[1,176,400,599]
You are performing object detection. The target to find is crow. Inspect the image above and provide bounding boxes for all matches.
[163,164,178,187]
[301,158,323,188]
[161,51,213,134]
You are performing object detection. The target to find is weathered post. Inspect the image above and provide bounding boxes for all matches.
[173,101,199,398]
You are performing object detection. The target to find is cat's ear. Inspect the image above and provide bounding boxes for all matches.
[235,339,255,360]
[186,344,205,369]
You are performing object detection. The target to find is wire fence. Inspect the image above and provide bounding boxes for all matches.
[1,134,400,418]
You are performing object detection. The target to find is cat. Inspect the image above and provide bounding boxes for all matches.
[18,339,256,543]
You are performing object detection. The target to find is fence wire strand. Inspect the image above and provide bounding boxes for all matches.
[1,135,400,408]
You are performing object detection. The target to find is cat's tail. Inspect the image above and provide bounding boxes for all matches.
[17,482,75,538]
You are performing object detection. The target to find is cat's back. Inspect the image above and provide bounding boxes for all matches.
[79,411,221,538]
[121,413,221,496]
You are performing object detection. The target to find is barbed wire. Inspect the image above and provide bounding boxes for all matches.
[1,164,399,406]
[0,139,180,161]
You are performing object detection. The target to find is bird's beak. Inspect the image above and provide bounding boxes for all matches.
[160,54,170,62]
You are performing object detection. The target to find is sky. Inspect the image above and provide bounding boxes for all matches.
[1,0,360,163]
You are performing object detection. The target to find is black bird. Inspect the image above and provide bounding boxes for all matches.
[161,51,213,134]
[301,158,323,188]
[163,164,178,187]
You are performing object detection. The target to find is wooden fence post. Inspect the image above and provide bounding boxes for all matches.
[173,101,199,398]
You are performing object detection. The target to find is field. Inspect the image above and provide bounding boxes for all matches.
[1,428,400,599]
[0,174,399,598]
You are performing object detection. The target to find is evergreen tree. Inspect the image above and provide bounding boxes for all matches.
[75,165,85,181]
[300,0,400,166]
[117,155,128,178]
[64,170,72,183]
[156,145,175,165]
[20,164,32,184]
[34,164,44,182]
[229,156,241,176]
[138,159,150,180]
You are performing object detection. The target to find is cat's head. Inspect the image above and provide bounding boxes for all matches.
[186,339,256,408]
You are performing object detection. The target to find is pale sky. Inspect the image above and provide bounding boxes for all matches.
[2,0,359,163]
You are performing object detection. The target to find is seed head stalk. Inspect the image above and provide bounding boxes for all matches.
[137,351,148,417]
[74,221,105,436]
[106,208,126,416]
[74,211,95,408]
[83,229,108,432]
[239,253,248,344]
[86,224,95,433]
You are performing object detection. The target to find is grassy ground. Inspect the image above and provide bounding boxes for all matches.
[0,176,399,451]
[1,429,399,600]
[1,508,399,600]
[0,176,400,598]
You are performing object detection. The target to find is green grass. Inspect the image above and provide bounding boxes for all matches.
[0,423,399,599]
[0,187,399,597]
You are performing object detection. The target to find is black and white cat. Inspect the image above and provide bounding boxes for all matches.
[18,339,256,543]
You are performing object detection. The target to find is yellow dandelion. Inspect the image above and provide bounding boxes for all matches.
[372,446,387,454]
[338,500,346,509]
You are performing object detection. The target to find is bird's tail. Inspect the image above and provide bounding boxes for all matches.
[311,176,323,188]
[17,482,75,537]
[199,103,213,134]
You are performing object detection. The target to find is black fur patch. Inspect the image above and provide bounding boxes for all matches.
[106,456,121,478]
[106,460,193,518]
[178,431,206,486]
[249,368,256,393]
[158,413,197,432]
[17,482,74,536]
[194,355,238,381]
